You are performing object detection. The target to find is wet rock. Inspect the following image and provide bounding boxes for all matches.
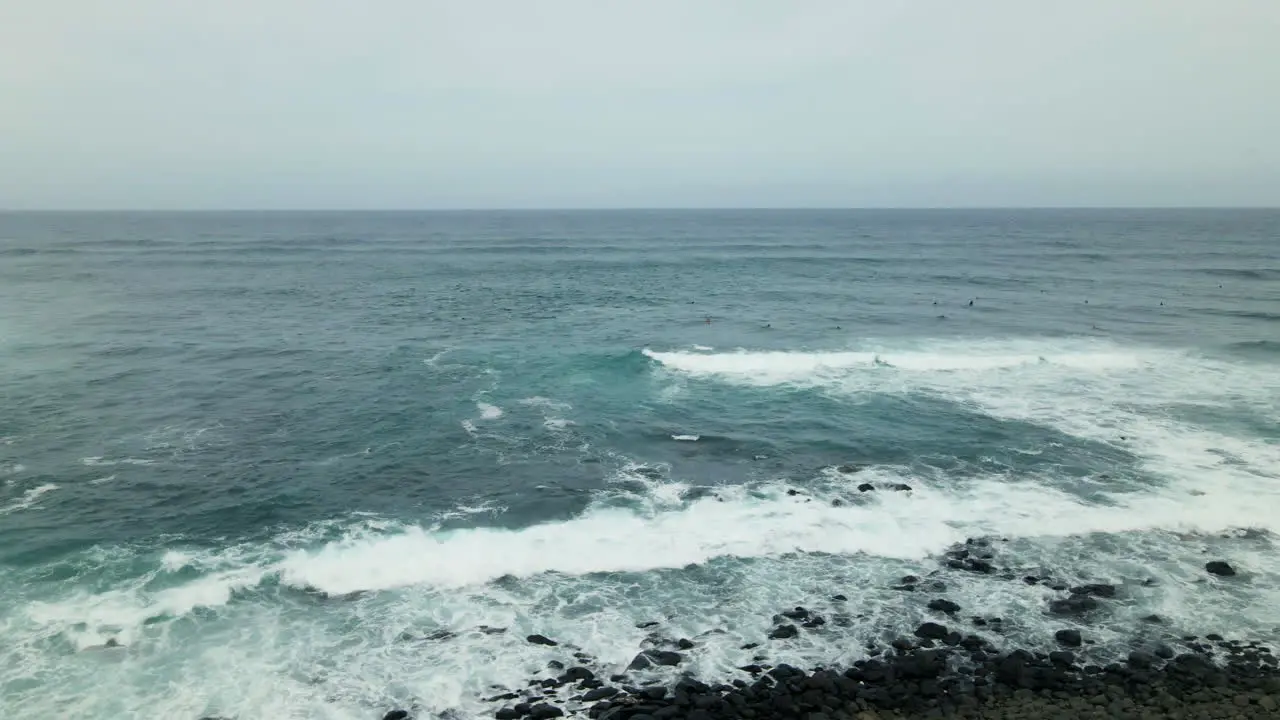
[1049,650,1076,666]
[888,483,913,492]
[831,594,847,601]
[1141,614,1164,624]
[635,621,659,629]
[383,712,411,720]
[495,710,519,720]
[527,634,559,646]
[857,483,875,492]
[780,607,810,620]
[1070,583,1117,598]
[1128,650,1157,669]
[628,650,683,670]
[676,638,694,650]
[1055,629,1083,647]
[561,667,595,683]
[479,625,507,635]
[487,692,520,702]
[528,703,564,720]
[769,624,799,640]
[1206,561,1236,576]
[838,464,866,474]
[1049,595,1101,616]
[896,649,947,678]
[581,687,618,702]
[914,622,949,640]
[967,559,995,573]
[927,598,961,615]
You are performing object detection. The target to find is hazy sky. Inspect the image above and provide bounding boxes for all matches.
[2,1,1278,209]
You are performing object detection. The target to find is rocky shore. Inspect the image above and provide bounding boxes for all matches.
[399,629,1276,720]
[372,542,1277,720]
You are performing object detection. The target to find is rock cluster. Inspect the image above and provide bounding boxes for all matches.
[459,623,1280,720]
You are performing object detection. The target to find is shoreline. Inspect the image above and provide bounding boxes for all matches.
[380,542,1280,720]
[443,625,1279,720]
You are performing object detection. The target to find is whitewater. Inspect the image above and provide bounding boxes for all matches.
[1,209,1277,719]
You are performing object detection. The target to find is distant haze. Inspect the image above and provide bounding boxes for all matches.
[2,0,1278,209]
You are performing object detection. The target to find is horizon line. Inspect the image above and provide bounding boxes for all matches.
[2,205,1278,213]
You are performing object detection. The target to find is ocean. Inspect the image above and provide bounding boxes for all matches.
[1,209,1277,719]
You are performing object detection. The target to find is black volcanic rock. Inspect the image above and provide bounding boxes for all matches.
[528,703,563,720]
[1054,629,1083,647]
[914,622,949,640]
[769,624,799,639]
[1069,583,1117,598]
[1206,561,1236,576]
[1049,595,1100,615]
[927,598,961,615]
[628,650,683,670]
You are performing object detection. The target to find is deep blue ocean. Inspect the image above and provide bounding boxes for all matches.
[1,210,1278,719]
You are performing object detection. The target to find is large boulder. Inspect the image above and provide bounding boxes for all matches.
[1054,629,1083,647]
[1069,583,1116,598]
[914,622,949,640]
[927,598,961,615]
[628,650,683,670]
[769,624,799,640]
[528,704,564,720]
[1206,561,1236,577]
[1048,595,1100,616]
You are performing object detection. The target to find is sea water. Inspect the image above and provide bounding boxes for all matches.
[1,209,1277,718]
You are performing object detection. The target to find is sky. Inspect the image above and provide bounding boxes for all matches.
[1,0,1278,209]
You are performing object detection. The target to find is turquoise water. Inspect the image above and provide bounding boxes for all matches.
[1,210,1278,718]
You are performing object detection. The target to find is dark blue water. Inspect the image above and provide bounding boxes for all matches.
[1,210,1278,719]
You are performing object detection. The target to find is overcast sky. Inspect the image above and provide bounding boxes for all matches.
[2,0,1278,209]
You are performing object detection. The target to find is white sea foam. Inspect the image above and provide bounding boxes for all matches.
[6,338,1280,719]
[670,434,700,442]
[0,483,59,515]
[81,456,156,467]
[423,347,454,366]
[8,462,1280,718]
[477,402,504,420]
[644,342,1152,385]
[432,501,505,522]
[518,396,572,411]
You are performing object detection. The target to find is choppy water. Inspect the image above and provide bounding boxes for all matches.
[1,209,1278,719]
